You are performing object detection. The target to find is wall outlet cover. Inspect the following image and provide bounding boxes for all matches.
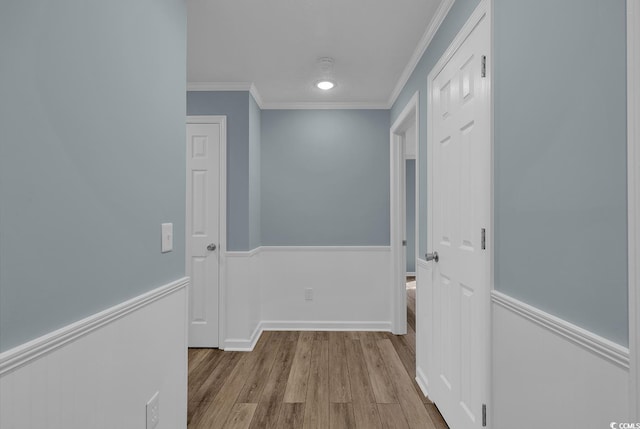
[146,391,160,429]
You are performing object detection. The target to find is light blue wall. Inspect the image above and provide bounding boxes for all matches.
[249,95,261,250]
[261,110,390,246]
[392,0,628,345]
[391,0,482,258]
[406,160,416,273]
[494,0,628,345]
[0,0,186,352]
[186,91,254,251]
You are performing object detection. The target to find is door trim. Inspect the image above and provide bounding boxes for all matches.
[426,0,492,423]
[628,0,640,419]
[390,92,419,334]
[185,115,227,348]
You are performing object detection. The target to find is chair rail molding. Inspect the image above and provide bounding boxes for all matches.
[0,277,189,376]
[492,291,630,369]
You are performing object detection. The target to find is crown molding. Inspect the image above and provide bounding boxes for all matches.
[386,0,455,108]
[187,81,253,91]
[187,82,266,109]
[187,0,454,111]
[186,82,388,109]
[260,101,389,110]
[249,83,264,109]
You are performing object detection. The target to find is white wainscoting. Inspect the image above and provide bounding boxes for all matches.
[221,246,393,350]
[491,291,630,429]
[415,258,432,398]
[224,248,262,351]
[259,246,392,331]
[0,278,189,429]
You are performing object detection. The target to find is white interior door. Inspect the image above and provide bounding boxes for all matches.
[186,122,221,348]
[427,9,490,429]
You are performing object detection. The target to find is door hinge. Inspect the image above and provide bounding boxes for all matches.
[481,228,486,250]
[481,55,487,78]
[482,403,487,427]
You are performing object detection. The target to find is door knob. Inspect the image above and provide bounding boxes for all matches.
[425,251,439,262]
[207,243,217,251]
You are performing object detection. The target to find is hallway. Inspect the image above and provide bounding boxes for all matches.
[187,281,447,428]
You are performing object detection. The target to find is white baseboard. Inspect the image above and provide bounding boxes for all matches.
[223,322,263,351]
[261,320,392,332]
[222,319,393,352]
[491,291,629,428]
[415,366,430,398]
[0,278,189,429]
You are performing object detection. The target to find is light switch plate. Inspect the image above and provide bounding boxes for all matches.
[161,223,173,253]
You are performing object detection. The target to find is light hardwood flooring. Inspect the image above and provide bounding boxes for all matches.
[187,282,448,428]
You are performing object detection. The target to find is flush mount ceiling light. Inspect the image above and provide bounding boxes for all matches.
[316,80,335,90]
[315,57,336,90]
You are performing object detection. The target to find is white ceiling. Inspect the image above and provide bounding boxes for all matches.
[187,0,448,108]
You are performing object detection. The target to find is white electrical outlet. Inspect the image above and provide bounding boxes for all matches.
[305,288,313,301]
[161,223,173,253]
[146,391,160,429]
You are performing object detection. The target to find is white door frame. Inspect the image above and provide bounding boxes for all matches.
[185,115,227,347]
[390,92,419,334]
[628,0,640,419]
[426,0,492,424]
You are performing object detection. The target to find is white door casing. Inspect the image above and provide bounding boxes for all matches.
[390,133,407,335]
[426,2,491,428]
[405,119,418,278]
[628,0,640,419]
[390,92,419,335]
[186,116,226,348]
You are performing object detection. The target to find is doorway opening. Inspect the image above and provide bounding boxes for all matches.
[390,92,419,335]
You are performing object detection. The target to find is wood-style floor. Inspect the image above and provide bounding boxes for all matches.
[187,282,448,428]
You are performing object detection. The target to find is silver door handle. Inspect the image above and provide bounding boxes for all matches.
[207,243,217,251]
[425,251,439,262]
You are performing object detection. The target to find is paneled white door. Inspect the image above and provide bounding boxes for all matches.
[427,8,490,429]
[186,122,221,348]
